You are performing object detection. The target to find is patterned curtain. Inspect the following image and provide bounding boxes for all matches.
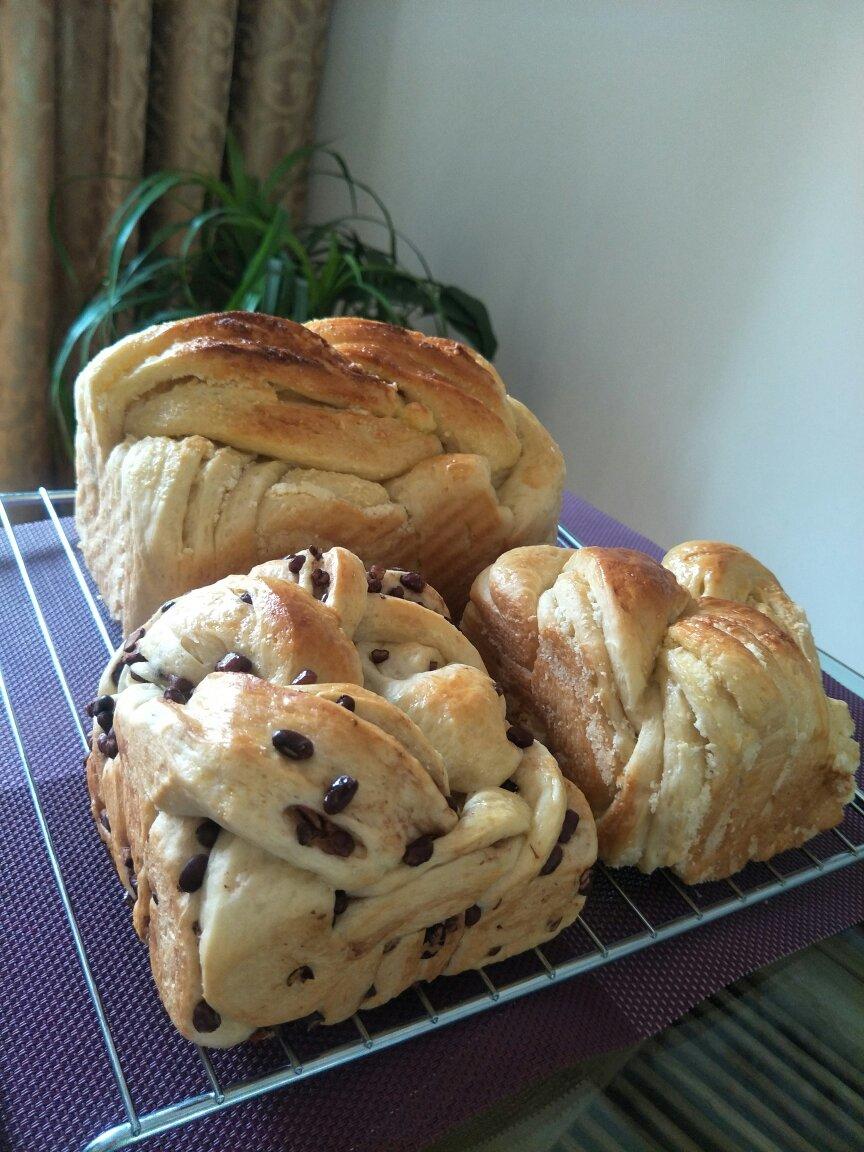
[0,0,331,489]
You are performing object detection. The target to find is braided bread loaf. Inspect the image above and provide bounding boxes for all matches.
[75,312,564,632]
[462,542,858,882]
[86,546,595,1047]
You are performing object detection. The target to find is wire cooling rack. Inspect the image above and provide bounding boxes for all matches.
[1,488,862,1152]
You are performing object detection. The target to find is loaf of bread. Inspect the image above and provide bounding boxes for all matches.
[462,541,858,882]
[75,312,564,632]
[86,546,595,1046]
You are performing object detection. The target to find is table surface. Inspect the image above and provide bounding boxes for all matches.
[425,924,864,1152]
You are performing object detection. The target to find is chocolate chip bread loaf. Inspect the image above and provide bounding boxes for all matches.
[86,546,596,1047]
[75,312,564,632]
[462,541,858,883]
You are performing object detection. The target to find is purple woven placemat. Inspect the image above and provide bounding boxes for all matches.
[0,493,861,1152]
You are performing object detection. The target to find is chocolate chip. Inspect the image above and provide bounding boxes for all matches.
[96,709,115,732]
[192,999,221,1033]
[239,591,253,604]
[215,652,253,674]
[403,835,434,867]
[196,819,220,849]
[99,809,110,833]
[287,554,305,574]
[446,795,458,812]
[370,649,389,664]
[123,627,145,653]
[578,868,593,894]
[424,922,446,949]
[506,724,534,749]
[333,889,348,919]
[167,674,194,698]
[87,694,114,719]
[547,917,562,933]
[121,651,146,668]
[273,729,314,759]
[400,571,425,592]
[540,844,563,876]
[558,809,580,844]
[161,600,175,613]
[368,564,386,580]
[323,828,355,857]
[295,811,322,846]
[163,686,189,705]
[323,775,358,815]
[428,660,439,671]
[336,694,355,711]
[364,985,376,999]
[464,904,482,927]
[311,568,330,597]
[387,585,405,598]
[286,965,314,986]
[292,668,318,686]
[487,946,502,957]
[97,730,118,759]
[366,574,383,593]
[501,779,519,792]
[308,546,323,560]
[178,854,208,893]
[444,915,459,932]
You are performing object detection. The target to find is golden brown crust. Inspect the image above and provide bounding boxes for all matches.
[463,542,858,882]
[75,312,564,630]
[86,548,596,1047]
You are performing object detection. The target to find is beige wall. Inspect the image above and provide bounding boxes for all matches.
[313,0,864,669]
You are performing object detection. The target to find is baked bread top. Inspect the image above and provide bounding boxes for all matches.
[75,312,564,628]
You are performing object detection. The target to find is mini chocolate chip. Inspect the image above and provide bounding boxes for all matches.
[292,668,318,685]
[336,694,355,711]
[540,844,563,876]
[366,575,383,593]
[308,546,323,560]
[558,809,580,844]
[121,651,146,667]
[487,946,502,957]
[163,686,189,705]
[87,694,114,719]
[501,779,519,792]
[403,835,434,867]
[239,591,253,604]
[273,729,314,759]
[215,651,253,674]
[364,985,376,999]
[323,828,355,857]
[287,554,305,574]
[97,730,118,759]
[506,724,534,749]
[167,674,194,697]
[311,568,330,597]
[578,868,594,894]
[493,682,504,696]
[123,627,145,653]
[161,600,175,613]
[547,917,562,933]
[178,853,208,893]
[370,648,389,664]
[333,889,348,918]
[400,571,425,592]
[99,809,111,833]
[192,999,221,1033]
[196,819,220,849]
[383,939,397,953]
[424,922,446,949]
[446,795,458,812]
[286,965,314,985]
[192,919,202,936]
[428,660,439,671]
[387,585,405,598]
[323,774,358,815]
[96,709,114,732]
[464,904,482,927]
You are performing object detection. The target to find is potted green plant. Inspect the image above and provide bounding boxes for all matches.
[52,135,496,459]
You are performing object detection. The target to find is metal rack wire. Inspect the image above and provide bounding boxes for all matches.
[1,488,862,1152]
